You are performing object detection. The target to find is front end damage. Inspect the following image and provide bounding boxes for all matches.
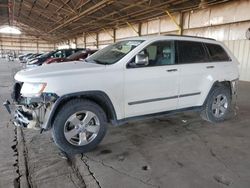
[4,82,58,130]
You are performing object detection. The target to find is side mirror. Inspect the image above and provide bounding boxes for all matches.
[135,54,149,66]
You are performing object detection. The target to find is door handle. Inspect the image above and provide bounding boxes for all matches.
[206,66,214,69]
[166,69,178,72]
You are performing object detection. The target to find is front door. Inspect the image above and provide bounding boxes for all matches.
[124,41,180,118]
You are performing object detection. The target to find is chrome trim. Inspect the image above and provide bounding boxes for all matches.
[179,92,201,98]
[128,92,201,105]
[128,95,178,105]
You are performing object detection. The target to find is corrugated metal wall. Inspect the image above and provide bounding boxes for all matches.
[0,34,55,55]
[224,40,250,81]
[57,0,250,82]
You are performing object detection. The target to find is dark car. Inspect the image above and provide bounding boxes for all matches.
[26,48,85,67]
[19,53,43,63]
[26,53,43,62]
[19,53,33,63]
[44,49,98,64]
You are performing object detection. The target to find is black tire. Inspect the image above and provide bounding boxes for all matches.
[52,99,107,154]
[201,86,231,123]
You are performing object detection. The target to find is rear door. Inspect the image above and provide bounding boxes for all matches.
[204,43,233,79]
[176,40,218,109]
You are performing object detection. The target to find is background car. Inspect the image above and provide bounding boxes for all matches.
[43,49,98,64]
[19,53,33,63]
[26,53,43,63]
[26,48,85,67]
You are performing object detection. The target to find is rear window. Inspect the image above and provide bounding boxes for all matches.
[177,41,208,64]
[205,43,231,62]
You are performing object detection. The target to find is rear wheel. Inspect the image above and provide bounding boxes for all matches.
[52,99,107,154]
[201,86,231,123]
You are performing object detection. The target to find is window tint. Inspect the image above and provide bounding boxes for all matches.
[129,41,175,68]
[177,41,208,63]
[65,50,74,57]
[205,43,231,62]
[53,50,66,58]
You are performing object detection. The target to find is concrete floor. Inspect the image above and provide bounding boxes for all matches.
[1,59,250,188]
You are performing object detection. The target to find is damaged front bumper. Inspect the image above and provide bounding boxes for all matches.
[3,91,58,130]
[3,100,33,128]
[13,108,32,128]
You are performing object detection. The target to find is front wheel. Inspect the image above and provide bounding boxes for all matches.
[52,99,107,154]
[201,86,231,123]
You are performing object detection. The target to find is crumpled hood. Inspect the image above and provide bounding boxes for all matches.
[15,61,105,82]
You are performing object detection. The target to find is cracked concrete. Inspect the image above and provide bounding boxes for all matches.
[83,154,159,187]
[0,59,86,188]
[12,126,21,188]
[18,122,87,188]
[71,81,250,188]
[0,60,21,188]
[1,59,250,188]
[17,127,32,188]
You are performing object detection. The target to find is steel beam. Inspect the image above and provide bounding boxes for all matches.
[102,28,114,39]
[48,0,114,34]
[126,22,139,36]
[165,10,182,35]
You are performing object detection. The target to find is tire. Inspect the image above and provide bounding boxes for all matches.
[52,99,107,154]
[201,86,231,123]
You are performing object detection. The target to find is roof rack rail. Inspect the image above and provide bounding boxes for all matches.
[164,34,216,41]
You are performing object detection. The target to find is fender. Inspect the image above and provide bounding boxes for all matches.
[202,79,238,107]
[42,90,117,130]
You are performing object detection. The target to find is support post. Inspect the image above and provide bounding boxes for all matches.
[96,33,99,49]
[179,12,183,35]
[113,28,116,43]
[87,32,98,48]
[84,33,86,49]
[36,37,39,53]
[67,39,70,48]
[102,28,114,41]
[138,22,142,36]
[75,37,78,48]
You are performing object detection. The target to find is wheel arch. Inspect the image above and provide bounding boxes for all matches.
[203,80,232,106]
[42,91,117,130]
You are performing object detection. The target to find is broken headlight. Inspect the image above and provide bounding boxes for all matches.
[21,82,47,97]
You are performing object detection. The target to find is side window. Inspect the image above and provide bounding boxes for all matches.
[53,51,62,58]
[61,50,67,58]
[177,41,208,63]
[128,41,175,68]
[65,50,72,57]
[205,43,231,62]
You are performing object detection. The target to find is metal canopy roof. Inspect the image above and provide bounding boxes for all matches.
[0,0,232,41]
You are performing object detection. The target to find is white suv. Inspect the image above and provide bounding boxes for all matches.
[5,35,239,154]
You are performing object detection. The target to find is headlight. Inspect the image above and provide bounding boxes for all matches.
[28,59,38,65]
[21,82,47,97]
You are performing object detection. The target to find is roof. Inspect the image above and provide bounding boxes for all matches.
[121,35,218,44]
[0,0,232,41]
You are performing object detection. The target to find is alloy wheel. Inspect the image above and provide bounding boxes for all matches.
[211,94,228,118]
[64,111,100,146]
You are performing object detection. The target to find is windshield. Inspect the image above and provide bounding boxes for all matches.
[86,40,144,65]
[67,50,86,60]
[39,51,55,58]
